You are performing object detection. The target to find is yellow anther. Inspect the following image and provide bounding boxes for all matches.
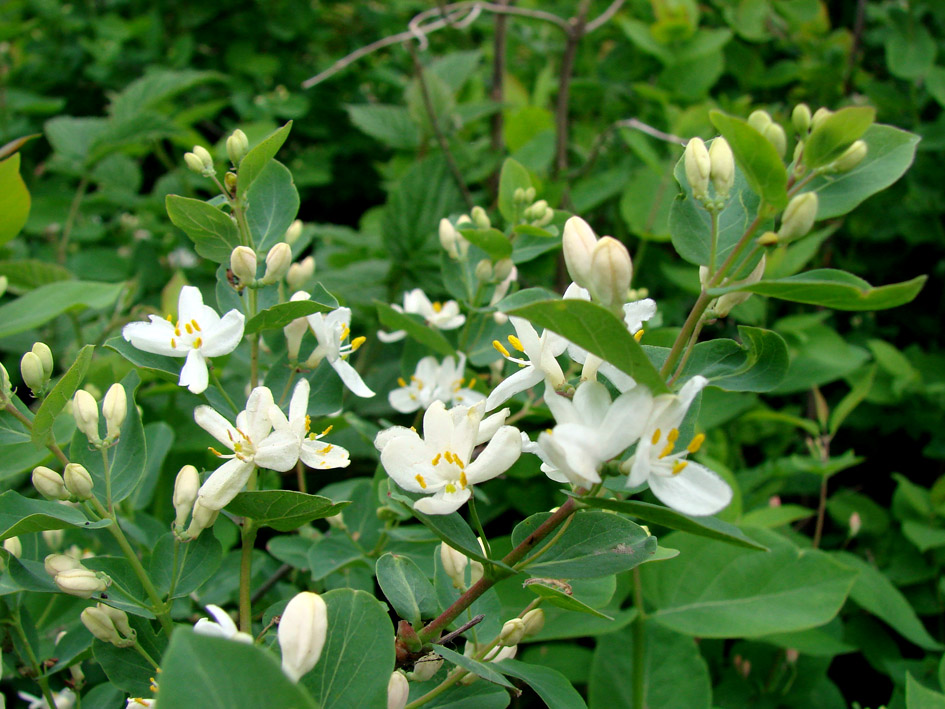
[165,314,173,322]
[193,337,203,348]
[651,428,661,445]
[304,414,311,433]
[184,322,193,334]
[319,444,333,454]
[320,425,333,436]
[351,336,366,351]
[443,451,453,464]
[493,340,511,358]
[339,324,350,342]
[634,329,645,342]
[545,428,553,435]
[170,338,177,349]
[467,378,476,389]
[659,441,676,459]
[455,457,465,470]
[432,301,443,313]
[432,453,442,466]
[208,446,224,457]
[445,483,456,494]
[667,429,679,444]
[508,334,525,352]
[459,472,468,488]
[687,433,706,454]
[174,327,181,337]
[397,377,407,388]
[191,319,201,332]
[671,460,689,475]
[415,474,427,489]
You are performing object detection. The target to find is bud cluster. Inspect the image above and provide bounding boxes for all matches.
[184,145,215,177]
[439,542,484,590]
[33,463,94,502]
[791,104,868,176]
[172,465,218,541]
[562,217,633,311]
[46,555,111,598]
[73,384,127,447]
[81,603,136,648]
[683,137,735,210]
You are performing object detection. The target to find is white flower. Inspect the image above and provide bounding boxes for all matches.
[193,604,253,643]
[486,317,567,410]
[19,689,76,709]
[256,379,351,472]
[375,400,521,515]
[122,286,245,394]
[125,699,155,708]
[528,380,652,488]
[378,289,466,342]
[195,387,287,510]
[624,376,732,516]
[388,354,484,414]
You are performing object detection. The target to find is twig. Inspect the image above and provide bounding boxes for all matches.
[407,43,474,209]
[844,0,868,96]
[553,0,593,180]
[488,0,511,198]
[567,117,685,181]
[585,0,627,33]
[616,118,686,145]
[251,563,292,603]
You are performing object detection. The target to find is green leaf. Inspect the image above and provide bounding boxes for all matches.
[577,497,767,551]
[31,344,94,444]
[433,644,516,689]
[237,121,293,199]
[708,268,926,311]
[303,589,395,707]
[246,291,338,335]
[246,160,300,252]
[803,107,875,168]
[886,23,937,80]
[0,153,30,245]
[710,110,788,208]
[498,158,532,222]
[525,581,614,620]
[500,296,669,394]
[829,365,876,436]
[833,551,942,651]
[589,621,711,709]
[0,281,123,338]
[345,104,419,149]
[407,504,512,572]
[226,491,350,532]
[158,629,318,709]
[375,301,455,357]
[375,553,439,626]
[740,504,814,528]
[150,531,223,598]
[93,616,167,696]
[105,336,180,381]
[459,227,513,260]
[907,672,945,709]
[495,658,587,709]
[641,528,858,637]
[511,511,656,578]
[0,491,110,541]
[0,259,72,294]
[165,195,241,263]
[809,124,920,219]
[667,326,789,392]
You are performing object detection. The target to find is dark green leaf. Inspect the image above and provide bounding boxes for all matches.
[672,326,789,392]
[0,281,124,338]
[433,644,516,689]
[495,658,587,709]
[0,154,30,245]
[525,581,614,620]
[345,104,419,149]
[375,302,455,357]
[32,344,94,444]
[93,616,167,696]
[0,491,111,540]
[105,336,180,381]
[375,553,439,626]
[246,160,300,252]
[226,491,350,532]
[246,295,338,335]
[906,672,945,709]
[150,531,223,598]
[458,227,512,260]
[804,107,875,168]
[710,110,788,208]
[498,158,532,223]
[237,121,293,199]
[165,195,240,263]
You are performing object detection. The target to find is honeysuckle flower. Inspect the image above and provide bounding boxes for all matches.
[378,289,466,342]
[195,387,284,510]
[256,379,351,472]
[622,375,732,516]
[486,317,567,410]
[19,689,76,709]
[388,354,484,414]
[122,285,245,394]
[528,380,653,488]
[279,591,328,683]
[193,604,253,643]
[375,400,521,515]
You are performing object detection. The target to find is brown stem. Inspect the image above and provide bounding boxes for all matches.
[488,0,511,198]
[843,0,867,96]
[408,43,474,209]
[553,0,593,181]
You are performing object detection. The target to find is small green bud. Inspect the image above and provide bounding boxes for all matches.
[474,259,494,282]
[493,258,514,282]
[0,362,12,402]
[513,187,525,203]
[226,129,249,166]
[684,137,711,200]
[20,351,46,394]
[589,237,633,310]
[31,342,54,378]
[792,103,811,135]
[33,466,69,501]
[230,246,257,287]
[173,465,200,529]
[708,137,735,199]
[98,603,135,641]
[261,243,292,285]
[524,187,536,202]
[470,206,491,229]
[757,231,779,246]
[810,107,833,131]
[55,568,110,598]
[499,618,526,646]
[762,122,787,157]
[102,383,126,442]
[522,608,545,638]
[562,216,598,288]
[286,256,316,292]
[73,389,101,445]
[3,536,22,559]
[284,219,303,245]
[64,463,94,501]
[44,553,83,577]
[224,171,238,194]
[778,192,819,241]
[832,140,867,172]
[81,606,123,645]
[747,110,772,134]
[184,151,205,174]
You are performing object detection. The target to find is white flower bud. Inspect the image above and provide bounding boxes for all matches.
[832,140,867,172]
[33,466,69,501]
[81,606,123,645]
[184,152,205,174]
[191,145,215,175]
[55,568,109,598]
[64,463,94,500]
[230,246,257,286]
[226,129,249,166]
[522,608,545,638]
[589,237,632,310]
[513,187,525,203]
[43,529,64,549]
[286,256,315,292]
[708,137,735,199]
[285,219,304,245]
[20,351,46,394]
[778,192,819,241]
[747,110,772,134]
[185,499,219,539]
[387,671,409,709]
[279,591,328,683]
[73,389,101,444]
[792,104,811,134]
[407,653,443,682]
[45,553,84,577]
[469,559,484,587]
[173,465,201,528]
[474,259,493,282]
[524,187,536,202]
[562,216,598,288]
[470,206,491,229]
[811,107,833,131]
[3,536,21,559]
[499,618,526,646]
[102,384,127,442]
[849,512,862,537]
[31,342,54,378]
[438,218,459,259]
[493,258,514,282]
[713,255,767,317]
[261,243,293,285]
[684,137,711,200]
[0,362,11,401]
[98,603,135,640]
[762,123,787,157]
[440,542,469,590]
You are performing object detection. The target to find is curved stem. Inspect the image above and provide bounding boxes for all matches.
[133,641,160,670]
[58,176,89,266]
[209,367,238,414]
[10,607,59,709]
[631,567,647,709]
[466,496,491,559]
[239,467,260,633]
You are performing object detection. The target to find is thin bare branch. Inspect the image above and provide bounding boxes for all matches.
[616,118,686,145]
[585,0,627,33]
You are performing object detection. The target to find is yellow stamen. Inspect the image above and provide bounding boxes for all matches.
[443,451,453,465]
[170,338,177,349]
[508,334,525,352]
[455,456,465,470]
[191,319,201,332]
[339,324,350,341]
[304,414,311,433]
[467,378,476,389]
[397,377,407,388]
[208,446,224,457]
[667,429,679,445]
[687,433,706,454]
[350,336,366,351]
[493,340,511,358]
[651,428,661,445]
[634,329,644,342]
[193,337,203,348]
[432,453,442,466]
[545,428,553,435]
[174,327,181,337]
[671,460,688,475]
[432,301,443,313]
[165,314,173,322]
[320,425,333,436]
[319,444,333,454]
[659,441,675,459]
[415,474,427,489]
[460,471,468,487]
[185,322,193,334]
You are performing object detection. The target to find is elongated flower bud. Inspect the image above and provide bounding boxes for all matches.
[81,606,123,645]
[762,123,787,157]
[184,152,205,174]
[438,218,460,259]
[407,653,443,682]
[55,568,109,598]
[792,103,811,134]
[33,466,69,501]
[684,137,711,200]
[285,219,303,245]
[43,528,64,549]
[226,129,249,166]
[279,591,328,682]
[64,463,94,501]
[45,553,83,577]
[747,110,772,134]
[562,216,598,288]
[589,237,632,310]
[440,542,469,590]
[73,390,101,444]
[708,137,735,199]
[470,206,491,229]
[0,362,11,402]
[20,352,46,394]
[287,256,315,292]
[832,140,867,172]
[98,603,135,640]
[778,192,819,241]
[811,107,832,131]
[230,246,257,286]
[522,608,545,637]
[32,342,54,378]
[173,465,201,529]
[192,145,215,175]
[262,243,292,285]
[714,255,767,317]
[499,618,526,646]
[474,259,493,282]
[3,536,21,559]
[387,671,409,709]
[102,383,127,442]
[185,499,219,539]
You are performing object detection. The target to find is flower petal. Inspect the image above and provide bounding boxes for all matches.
[198,458,255,510]
[380,432,438,493]
[484,365,542,411]
[288,379,311,429]
[465,425,521,484]
[179,349,209,394]
[122,318,181,357]
[647,462,733,516]
[244,387,275,442]
[177,286,205,322]
[330,358,375,398]
[623,298,657,333]
[414,488,471,515]
[300,440,351,470]
[377,329,406,343]
[194,405,237,448]
[476,407,509,445]
[200,310,245,357]
[389,388,422,414]
[254,430,300,472]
